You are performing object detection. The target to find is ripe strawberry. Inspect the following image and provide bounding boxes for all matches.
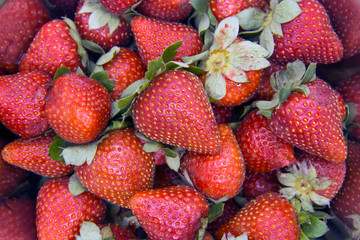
[136,0,193,22]
[331,141,360,231]
[36,177,106,240]
[318,0,360,58]
[75,128,155,208]
[131,15,203,66]
[215,192,300,240]
[74,0,132,51]
[0,0,50,73]
[0,198,37,240]
[19,19,86,78]
[100,224,137,240]
[235,110,297,172]
[132,69,221,155]
[129,185,209,240]
[1,130,74,178]
[45,72,111,144]
[180,124,246,200]
[0,71,52,138]
[98,0,139,14]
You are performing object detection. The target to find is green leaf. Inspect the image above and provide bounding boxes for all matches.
[301,216,329,238]
[237,7,266,31]
[196,13,210,34]
[162,41,182,63]
[145,58,164,80]
[301,62,317,84]
[54,67,72,80]
[298,211,311,225]
[68,173,87,196]
[299,230,310,240]
[185,65,207,75]
[96,47,120,65]
[190,0,209,13]
[77,221,102,240]
[90,71,115,93]
[204,71,227,100]
[259,26,275,57]
[107,13,120,35]
[82,40,105,54]
[273,0,302,24]
[88,7,111,30]
[279,81,294,104]
[142,142,163,153]
[48,135,74,161]
[208,202,225,223]
[163,148,181,172]
[121,78,150,98]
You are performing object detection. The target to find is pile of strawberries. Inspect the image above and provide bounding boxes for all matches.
[0,0,359,239]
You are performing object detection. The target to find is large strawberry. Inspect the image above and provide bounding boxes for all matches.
[0,0,50,73]
[0,71,52,138]
[129,185,209,240]
[1,130,74,178]
[215,192,300,240]
[19,19,87,78]
[75,128,155,208]
[45,72,111,144]
[132,69,221,155]
[36,177,106,240]
[131,15,203,67]
[180,124,245,200]
[98,0,139,14]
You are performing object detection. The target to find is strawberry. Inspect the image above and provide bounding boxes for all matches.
[153,164,182,189]
[211,103,233,124]
[0,198,37,240]
[131,15,203,67]
[318,0,360,58]
[74,0,132,51]
[331,141,360,232]
[98,0,139,14]
[215,192,300,240]
[235,110,297,172]
[19,19,87,78]
[101,224,137,240]
[136,0,193,22]
[75,128,155,208]
[45,72,111,144]
[180,124,246,200]
[0,0,50,73]
[1,130,74,178]
[129,185,209,240]
[0,71,52,138]
[132,69,221,155]
[36,176,107,240]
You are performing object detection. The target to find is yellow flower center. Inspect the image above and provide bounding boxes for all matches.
[206,50,229,73]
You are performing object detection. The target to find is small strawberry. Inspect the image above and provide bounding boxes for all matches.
[19,19,87,78]
[132,69,221,155]
[136,0,193,22]
[215,192,300,240]
[98,0,139,14]
[1,130,74,178]
[75,128,155,208]
[180,124,246,200]
[0,71,52,138]
[131,15,203,66]
[36,177,106,240]
[0,0,50,73]
[45,72,111,144]
[74,0,132,52]
[0,198,37,240]
[129,185,209,240]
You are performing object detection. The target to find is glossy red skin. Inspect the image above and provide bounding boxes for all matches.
[0,198,37,240]
[136,0,193,22]
[129,185,209,240]
[75,0,131,51]
[180,124,245,200]
[36,177,106,240]
[1,130,74,178]
[131,16,203,67]
[235,110,297,172]
[269,78,347,163]
[0,71,52,138]
[45,73,111,144]
[270,0,343,65]
[99,0,139,14]
[0,0,50,73]
[19,20,83,78]
[75,128,155,208]
[133,69,221,155]
[100,225,137,240]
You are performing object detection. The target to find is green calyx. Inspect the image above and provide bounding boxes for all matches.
[347,214,360,239]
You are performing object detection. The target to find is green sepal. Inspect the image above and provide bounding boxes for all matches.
[54,67,72,80]
[279,81,294,104]
[145,57,165,80]
[68,173,87,196]
[142,142,163,153]
[190,0,209,14]
[301,62,317,84]
[236,7,267,31]
[48,134,74,161]
[163,147,181,172]
[89,71,115,93]
[162,40,182,63]
[272,0,302,24]
[82,40,105,55]
[103,120,133,135]
[301,216,329,238]
[96,46,121,66]
[208,202,225,223]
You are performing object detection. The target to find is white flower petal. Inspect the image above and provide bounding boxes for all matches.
[214,16,240,49]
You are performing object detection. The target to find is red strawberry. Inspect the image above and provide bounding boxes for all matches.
[132,69,221,155]
[19,19,86,78]
[98,0,139,14]
[180,124,246,200]
[74,0,131,51]
[1,130,74,178]
[101,224,137,240]
[129,185,209,240]
[331,141,360,231]
[235,110,297,172]
[318,0,360,58]
[131,16,203,66]
[136,0,193,22]
[0,198,37,240]
[75,128,155,208]
[0,0,50,73]
[45,72,111,144]
[215,192,300,240]
[36,177,106,240]
[0,71,52,138]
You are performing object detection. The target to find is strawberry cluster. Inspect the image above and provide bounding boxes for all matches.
[0,0,359,239]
